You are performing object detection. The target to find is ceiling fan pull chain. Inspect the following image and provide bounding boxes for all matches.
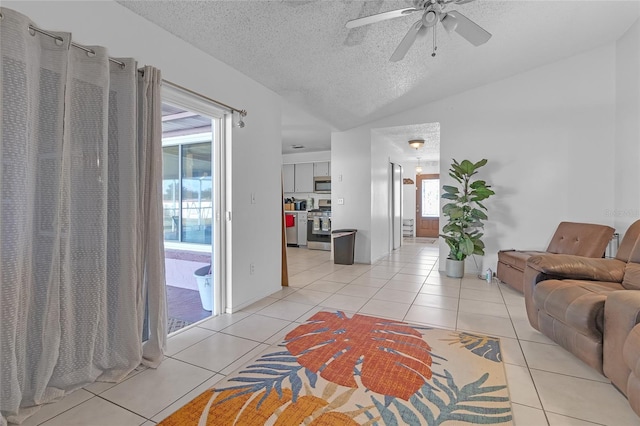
[432,25,437,57]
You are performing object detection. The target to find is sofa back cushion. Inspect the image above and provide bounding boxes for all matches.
[617,220,640,263]
[623,264,640,290]
[622,238,640,290]
[547,222,614,257]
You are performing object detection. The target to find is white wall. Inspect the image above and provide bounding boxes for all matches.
[5,1,284,311]
[331,127,372,263]
[370,132,393,263]
[614,19,640,237]
[332,43,619,272]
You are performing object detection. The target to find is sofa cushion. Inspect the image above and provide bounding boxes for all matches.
[623,321,640,417]
[534,279,624,337]
[547,222,614,257]
[624,324,640,384]
[498,250,545,270]
[622,263,640,291]
[538,312,604,373]
[616,221,640,262]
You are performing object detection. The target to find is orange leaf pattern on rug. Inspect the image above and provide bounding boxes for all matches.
[235,388,293,424]
[285,311,432,400]
[274,395,328,425]
[208,387,254,424]
[310,411,360,425]
[158,389,216,426]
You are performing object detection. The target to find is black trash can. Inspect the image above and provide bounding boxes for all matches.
[332,229,357,265]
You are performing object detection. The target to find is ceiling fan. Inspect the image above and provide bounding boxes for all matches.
[345,0,491,62]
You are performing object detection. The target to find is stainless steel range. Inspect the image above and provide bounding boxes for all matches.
[307,199,331,251]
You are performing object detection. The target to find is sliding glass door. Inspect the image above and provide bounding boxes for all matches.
[160,86,227,332]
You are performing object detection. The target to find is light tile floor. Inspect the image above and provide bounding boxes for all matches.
[17,239,640,425]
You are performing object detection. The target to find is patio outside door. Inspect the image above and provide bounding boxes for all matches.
[416,174,439,238]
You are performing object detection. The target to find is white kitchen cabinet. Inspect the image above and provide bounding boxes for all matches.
[313,161,330,177]
[297,211,308,246]
[294,163,314,193]
[282,164,295,193]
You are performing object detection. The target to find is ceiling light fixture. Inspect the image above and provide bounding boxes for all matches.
[408,139,425,150]
[416,157,423,174]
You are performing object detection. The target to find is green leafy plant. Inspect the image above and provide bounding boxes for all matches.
[440,159,495,261]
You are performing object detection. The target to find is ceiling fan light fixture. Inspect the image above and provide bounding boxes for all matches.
[408,139,425,149]
[422,10,438,27]
[441,13,458,33]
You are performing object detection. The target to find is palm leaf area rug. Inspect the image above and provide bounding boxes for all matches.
[159,311,513,425]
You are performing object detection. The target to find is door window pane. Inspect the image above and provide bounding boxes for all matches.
[163,146,179,241]
[421,178,440,217]
[181,143,212,243]
[161,102,214,245]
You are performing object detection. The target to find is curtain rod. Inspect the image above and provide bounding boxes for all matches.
[162,80,247,117]
[24,22,247,118]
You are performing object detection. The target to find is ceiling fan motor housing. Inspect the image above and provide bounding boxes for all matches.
[422,10,438,27]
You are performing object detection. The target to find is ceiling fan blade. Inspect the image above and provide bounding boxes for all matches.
[446,10,491,46]
[346,7,419,29]
[452,0,476,4]
[390,20,425,62]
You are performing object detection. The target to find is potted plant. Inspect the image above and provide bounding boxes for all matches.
[440,159,495,278]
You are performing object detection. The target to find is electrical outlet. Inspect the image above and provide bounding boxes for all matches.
[338,174,343,182]
[250,263,255,275]
[338,198,344,205]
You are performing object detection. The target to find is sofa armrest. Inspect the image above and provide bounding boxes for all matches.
[526,254,626,282]
[604,291,640,395]
[523,255,626,330]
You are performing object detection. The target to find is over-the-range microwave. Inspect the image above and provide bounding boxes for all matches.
[313,176,331,193]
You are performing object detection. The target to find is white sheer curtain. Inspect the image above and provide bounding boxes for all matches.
[0,8,167,425]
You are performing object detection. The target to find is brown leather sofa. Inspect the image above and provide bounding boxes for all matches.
[604,291,640,416]
[523,219,640,373]
[497,222,615,293]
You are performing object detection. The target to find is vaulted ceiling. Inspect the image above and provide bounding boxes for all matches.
[118,0,639,155]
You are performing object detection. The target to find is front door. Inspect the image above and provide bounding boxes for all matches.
[416,174,440,238]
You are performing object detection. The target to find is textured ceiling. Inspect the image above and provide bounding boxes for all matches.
[118,0,639,155]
